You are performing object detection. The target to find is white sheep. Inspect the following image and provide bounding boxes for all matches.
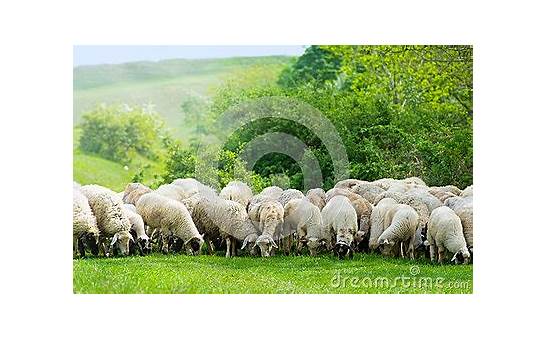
[444,197,473,256]
[277,189,305,206]
[402,176,427,186]
[322,195,358,259]
[351,182,385,204]
[155,183,192,202]
[248,199,284,256]
[73,188,99,257]
[371,178,397,191]
[192,196,258,257]
[172,178,215,197]
[333,178,365,190]
[219,180,253,209]
[284,198,323,255]
[79,184,133,256]
[427,206,471,264]
[123,204,151,255]
[369,198,398,251]
[377,203,419,259]
[306,188,326,210]
[136,192,203,255]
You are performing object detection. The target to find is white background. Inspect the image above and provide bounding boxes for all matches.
[1,0,545,337]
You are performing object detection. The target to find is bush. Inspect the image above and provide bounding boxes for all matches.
[79,105,167,163]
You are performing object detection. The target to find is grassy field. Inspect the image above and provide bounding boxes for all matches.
[74,56,294,138]
[73,253,472,294]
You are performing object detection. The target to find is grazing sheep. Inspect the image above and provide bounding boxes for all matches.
[369,198,398,251]
[322,195,358,259]
[123,183,152,205]
[444,196,474,257]
[80,185,133,256]
[192,196,258,258]
[334,179,365,190]
[402,176,427,186]
[372,178,398,191]
[123,204,151,255]
[460,185,473,198]
[325,188,373,252]
[377,204,419,259]
[404,188,442,213]
[306,188,326,210]
[220,181,253,209]
[427,206,470,264]
[444,196,473,211]
[428,188,458,203]
[351,182,385,205]
[284,198,323,255]
[373,191,405,205]
[73,189,99,257]
[136,193,203,255]
[248,199,284,256]
[277,189,305,206]
[260,186,283,199]
[429,185,462,196]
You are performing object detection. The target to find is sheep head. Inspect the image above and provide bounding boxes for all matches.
[83,232,100,256]
[451,247,471,264]
[185,236,204,256]
[110,230,134,256]
[255,234,278,257]
[334,241,353,259]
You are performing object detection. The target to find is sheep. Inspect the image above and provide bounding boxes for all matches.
[377,204,419,259]
[259,186,283,199]
[351,182,385,205]
[371,178,398,191]
[73,188,99,257]
[219,181,253,209]
[277,189,305,206]
[154,183,193,202]
[428,188,458,203]
[373,191,405,205]
[123,204,151,255]
[322,195,358,259]
[122,183,152,205]
[284,198,323,255]
[248,199,284,256]
[325,188,373,252]
[461,185,473,198]
[79,184,133,256]
[306,188,326,210]
[172,178,215,197]
[136,192,203,255]
[192,196,258,258]
[402,176,427,186]
[404,188,442,213]
[369,198,398,251]
[333,179,365,190]
[444,197,473,257]
[427,206,471,264]
[429,185,462,196]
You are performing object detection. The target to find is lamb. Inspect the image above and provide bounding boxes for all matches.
[351,182,385,205]
[73,188,99,257]
[123,204,151,255]
[248,199,284,256]
[219,181,253,209]
[277,189,305,206]
[122,183,152,205]
[322,195,358,259]
[377,204,419,259]
[136,192,203,255]
[306,188,326,210]
[79,184,133,256]
[284,198,324,255]
[192,196,258,257]
[369,198,398,251]
[427,206,471,264]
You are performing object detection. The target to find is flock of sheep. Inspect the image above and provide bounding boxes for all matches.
[73,176,473,264]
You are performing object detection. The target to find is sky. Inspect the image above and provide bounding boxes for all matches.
[73,45,307,66]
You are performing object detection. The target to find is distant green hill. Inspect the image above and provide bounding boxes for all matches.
[73,56,294,138]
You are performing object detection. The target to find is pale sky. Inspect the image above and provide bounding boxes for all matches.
[74,45,307,66]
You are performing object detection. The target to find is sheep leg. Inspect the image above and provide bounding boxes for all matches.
[77,238,86,258]
[429,243,437,263]
[408,236,415,260]
[231,238,237,257]
[160,234,169,254]
[400,242,405,258]
[225,237,231,258]
[207,239,215,255]
[437,246,445,264]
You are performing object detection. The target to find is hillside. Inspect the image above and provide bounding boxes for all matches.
[73,56,295,138]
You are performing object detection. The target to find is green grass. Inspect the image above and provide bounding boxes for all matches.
[73,253,472,294]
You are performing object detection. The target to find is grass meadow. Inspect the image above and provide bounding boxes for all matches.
[73,253,472,294]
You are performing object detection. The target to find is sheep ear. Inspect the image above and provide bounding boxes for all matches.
[110,233,119,246]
